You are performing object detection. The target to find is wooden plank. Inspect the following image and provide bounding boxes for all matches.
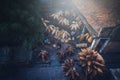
[76,43,87,48]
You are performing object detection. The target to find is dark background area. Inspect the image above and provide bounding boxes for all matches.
[0,0,120,80]
[0,0,44,47]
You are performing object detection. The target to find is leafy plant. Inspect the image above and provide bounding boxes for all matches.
[78,48,105,80]
[57,50,66,62]
[62,59,79,80]
[38,50,49,62]
[65,45,75,55]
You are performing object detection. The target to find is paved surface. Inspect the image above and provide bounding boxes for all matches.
[0,44,66,80]
[0,44,117,80]
[0,66,66,80]
[110,68,120,80]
